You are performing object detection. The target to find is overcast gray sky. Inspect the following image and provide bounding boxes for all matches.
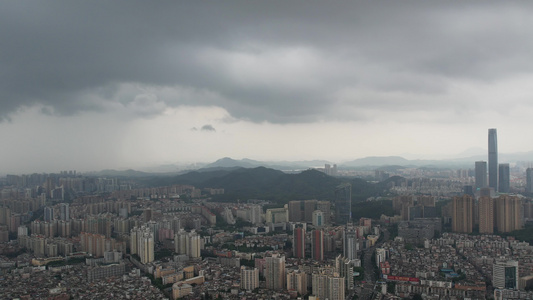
[2,1,533,173]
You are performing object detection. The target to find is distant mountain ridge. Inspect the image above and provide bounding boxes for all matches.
[203,151,533,170]
[90,150,533,176]
[203,157,332,171]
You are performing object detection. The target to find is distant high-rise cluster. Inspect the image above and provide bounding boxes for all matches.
[451,129,530,235]
[478,131,515,194]
[451,128,527,234]
[453,193,522,234]
[486,128,511,193]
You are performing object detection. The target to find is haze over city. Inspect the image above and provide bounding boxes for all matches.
[2,1,533,174]
[5,3,533,299]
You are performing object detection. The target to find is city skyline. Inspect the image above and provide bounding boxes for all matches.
[3,2,533,173]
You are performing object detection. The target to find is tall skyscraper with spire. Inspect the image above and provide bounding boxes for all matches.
[488,128,498,190]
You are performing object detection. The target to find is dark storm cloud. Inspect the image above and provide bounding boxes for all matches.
[2,1,533,122]
[201,125,216,132]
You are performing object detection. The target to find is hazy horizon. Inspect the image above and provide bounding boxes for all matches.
[2,2,533,174]
[4,147,533,175]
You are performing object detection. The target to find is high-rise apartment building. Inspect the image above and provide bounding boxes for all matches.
[478,196,494,234]
[0,207,10,226]
[417,195,436,207]
[44,206,54,222]
[248,205,262,225]
[59,203,70,221]
[288,200,331,224]
[174,229,187,255]
[174,229,201,259]
[292,227,305,258]
[488,128,498,190]
[452,195,473,233]
[265,207,288,224]
[527,168,533,194]
[311,271,345,300]
[524,201,533,220]
[336,255,355,291]
[80,232,106,258]
[187,231,201,258]
[58,220,71,237]
[393,195,415,221]
[289,200,315,223]
[288,201,303,222]
[265,254,285,290]
[480,187,492,197]
[312,229,324,261]
[312,272,329,300]
[495,195,522,233]
[17,225,28,237]
[334,183,352,225]
[240,266,259,291]
[475,161,488,190]
[498,163,510,193]
[312,210,324,227]
[130,226,154,264]
[316,201,331,225]
[343,223,358,260]
[286,270,307,296]
[328,274,346,300]
[139,230,154,264]
[493,260,519,289]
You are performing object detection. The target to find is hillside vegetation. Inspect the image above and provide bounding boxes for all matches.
[145,167,391,204]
